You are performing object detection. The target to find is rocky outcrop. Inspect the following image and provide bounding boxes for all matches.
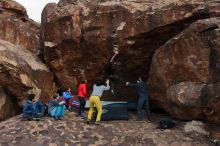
[0,0,40,56]
[148,17,220,124]
[0,0,56,120]
[41,0,217,99]
[0,87,20,120]
[0,39,55,106]
[40,0,220,124]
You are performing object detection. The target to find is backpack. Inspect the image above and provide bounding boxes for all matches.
[71,97,80,110]
[156,118,176,130]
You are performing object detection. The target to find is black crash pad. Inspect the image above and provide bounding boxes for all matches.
[101,107,129,121]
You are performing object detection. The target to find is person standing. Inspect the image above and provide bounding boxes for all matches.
[87,79,110,125]
[126,76,151,122]
[77,79,87,117]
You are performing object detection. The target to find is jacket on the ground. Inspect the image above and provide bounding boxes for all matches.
[78,83,87,98]
[128,82,148,98]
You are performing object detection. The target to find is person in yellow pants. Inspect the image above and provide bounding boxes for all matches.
[88,96,102,122]
[87,79,110,125]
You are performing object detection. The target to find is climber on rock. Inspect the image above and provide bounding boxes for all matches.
[104,45,123,94]
[126,76,151,122]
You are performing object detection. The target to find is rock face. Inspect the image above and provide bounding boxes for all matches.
[0,0,40,56]
[0,39,54,105]
[0,87,20,120]
[41,0,220,124]
[0,0,55,120]
[148,16,220,124]
[41,0,215,98]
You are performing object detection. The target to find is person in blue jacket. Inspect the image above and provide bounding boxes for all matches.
[62,88,73,110]
[126,76,151,122]
[22,94,39,120]
[34,99,47,117]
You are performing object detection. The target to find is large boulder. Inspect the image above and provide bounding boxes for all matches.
[166,82,220,124]
[148,17,220,124]
[0,87,20,120]
[0,0,56,120]
[0,39,55,112]
[41,0,218,99]
[0,0,40,56]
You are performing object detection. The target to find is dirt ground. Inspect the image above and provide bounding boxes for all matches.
[0,111,218,146]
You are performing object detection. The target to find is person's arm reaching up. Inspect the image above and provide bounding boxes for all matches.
[103,79,110,91]
[110,52,118,63]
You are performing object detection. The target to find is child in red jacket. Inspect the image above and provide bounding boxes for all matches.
[78,79,87,116]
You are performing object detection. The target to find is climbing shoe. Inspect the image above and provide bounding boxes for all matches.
[54,117,59,120]
[95,121,100,125]
[136,118,143,122]
[86,119,91,124]
[58,117,63,120]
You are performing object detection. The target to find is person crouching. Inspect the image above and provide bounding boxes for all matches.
[22,94,40,121]
[48,93,65,120]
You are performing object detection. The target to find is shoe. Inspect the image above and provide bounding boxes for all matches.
[86,119,91,124]
[136,119,143,122]
[95,121,100,125]
[58,117,63,120]
[33,117,41,121]
[54,117,59,120]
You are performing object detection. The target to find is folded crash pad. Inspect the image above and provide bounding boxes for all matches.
[85,101,137,110]
[103,102,137,110]
[102,107,129,121]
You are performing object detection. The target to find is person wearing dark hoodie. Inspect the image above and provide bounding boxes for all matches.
[104,49,123,94]
[77,79,87,117]
[87,79,110,125]
[22,94,39,120]
[126,76,151,122]
[48,93,65,120]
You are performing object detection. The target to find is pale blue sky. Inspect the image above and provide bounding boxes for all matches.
[15,0,59,22]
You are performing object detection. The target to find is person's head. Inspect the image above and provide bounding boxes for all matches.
[80,79,87,84]
[53,93,59,100]
[65,88,71,92]
[95,79,106,86]
[27,94,35,102]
